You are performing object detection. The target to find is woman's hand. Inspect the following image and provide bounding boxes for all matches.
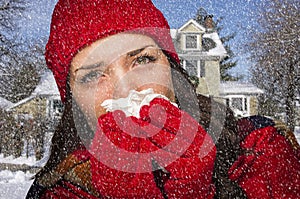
[87,98,216,198]
[228,126,300,199]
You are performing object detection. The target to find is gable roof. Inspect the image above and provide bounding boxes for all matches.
[6,96,35,110]
[32,70,60,96]
[6,70,60,111]
[178,19,206,33]
[220,81,264,95]
[0,97,13,110]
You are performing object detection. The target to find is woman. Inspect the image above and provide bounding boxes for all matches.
[26,0,299,198]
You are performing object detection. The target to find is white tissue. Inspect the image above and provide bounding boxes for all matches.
[101,88,177,118]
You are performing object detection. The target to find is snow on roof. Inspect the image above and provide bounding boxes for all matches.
[6,96,35,110]
[0,97,13,109]
[31,70,59,96]
[203,32,227,57]
[220,81,264,95]
[170,29,177,39]
[7,71,60,110]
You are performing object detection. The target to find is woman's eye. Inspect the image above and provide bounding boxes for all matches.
[135,55,157,65]
[78,70,104,83]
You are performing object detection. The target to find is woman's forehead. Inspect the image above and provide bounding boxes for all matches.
[71,33,158,69]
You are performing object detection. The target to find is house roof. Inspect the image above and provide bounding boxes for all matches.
[170,29,178,39]
[178,19,206,33]
[170,19,227,58]
[220,81,264,95]
[6,70,60,111]
[7,95,35,110]
[31,70,60,96]
[0,97,13,109]
[202,32,227,58]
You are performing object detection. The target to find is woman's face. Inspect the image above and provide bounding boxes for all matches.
[70,33,175,130]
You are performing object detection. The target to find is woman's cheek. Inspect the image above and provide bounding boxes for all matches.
[72,86,95,125]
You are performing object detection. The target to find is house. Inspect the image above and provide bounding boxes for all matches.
[171,17,263,117]
[1,71,62,159]
[7,70,63,125]
[171,17,227,97]
[220,81,264,117]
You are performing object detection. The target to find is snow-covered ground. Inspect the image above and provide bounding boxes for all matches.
[0,154,39,199]
[0,150,50,198]
[0,170,34,199]
[0,154,37,166]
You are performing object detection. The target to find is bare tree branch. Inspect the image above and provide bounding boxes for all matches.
[247,0,299,130]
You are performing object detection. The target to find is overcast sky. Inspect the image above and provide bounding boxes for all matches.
[18,0,263,80]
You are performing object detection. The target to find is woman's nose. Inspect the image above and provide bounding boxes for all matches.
[107,60,172,99]
[112,73,139,99]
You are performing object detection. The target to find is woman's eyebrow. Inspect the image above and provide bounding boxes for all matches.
[127,45,156,57]
[75,61,106,73]
[75,45,156,73]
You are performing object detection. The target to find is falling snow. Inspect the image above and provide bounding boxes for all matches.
[1,0,299,198]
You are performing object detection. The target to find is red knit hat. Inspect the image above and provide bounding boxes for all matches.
[46,0,180,102]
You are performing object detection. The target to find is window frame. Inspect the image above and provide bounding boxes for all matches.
[182,59,202,78]
[225,95,250,116]
[184,34,199,50]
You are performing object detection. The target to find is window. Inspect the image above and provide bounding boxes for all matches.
[185,60,198,77]
[185,35,197,49]
[53,99,63,115]
[231,98,243,111]
[227,96,249,116]
[48,99,63,118]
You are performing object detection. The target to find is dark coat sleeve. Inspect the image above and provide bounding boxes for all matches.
[197,95,247,199]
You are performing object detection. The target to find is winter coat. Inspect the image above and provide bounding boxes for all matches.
[26,95,300,199]
[197,95,300,198]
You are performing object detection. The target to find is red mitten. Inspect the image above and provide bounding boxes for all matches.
[86,98,216,198]
[142,98,216,198]
[228,126,300,199]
